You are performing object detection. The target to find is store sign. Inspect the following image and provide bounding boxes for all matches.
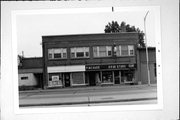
[49,76,63,87]
[52,76,59,81]
[86,64,135,71]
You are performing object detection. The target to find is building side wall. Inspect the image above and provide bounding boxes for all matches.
[138,48,157,84]
[18,73,38,86]
[140,63,157,84]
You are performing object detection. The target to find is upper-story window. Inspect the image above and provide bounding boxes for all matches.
[48,48,67,59]
[71,47,89,58]
[93,46,112,57]
[116,45,134,56]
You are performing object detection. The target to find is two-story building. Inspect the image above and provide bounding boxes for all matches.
[42,33,139,88]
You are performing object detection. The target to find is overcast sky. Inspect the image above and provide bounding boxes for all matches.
[16,9,156,57]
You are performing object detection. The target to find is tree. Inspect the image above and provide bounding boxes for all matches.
[104,21,145,48]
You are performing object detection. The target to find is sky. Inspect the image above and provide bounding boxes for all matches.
[16,9,156,57]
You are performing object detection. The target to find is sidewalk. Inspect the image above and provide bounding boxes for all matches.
[19,84,157,107]
[19,84,157,93]
[20,95,157,107]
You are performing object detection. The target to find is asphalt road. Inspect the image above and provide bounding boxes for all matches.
[19,85,157,107]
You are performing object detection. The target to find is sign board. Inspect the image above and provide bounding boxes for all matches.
[52,76,59,81]
[86,64,136,71]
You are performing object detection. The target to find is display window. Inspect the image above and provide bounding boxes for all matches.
[121,70,135,83]
[102,71,113,83]
[48,73,63,87]
[71,72,85,85]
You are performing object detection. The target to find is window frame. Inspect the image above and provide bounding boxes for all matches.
[48,48,67,60]
[115,45,135,57]
[93,46,112,58]
[70,47,90,59]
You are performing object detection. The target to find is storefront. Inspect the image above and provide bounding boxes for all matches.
[47,65,86,87]
[85,64,136,85]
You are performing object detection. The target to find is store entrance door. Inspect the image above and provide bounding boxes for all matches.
[114,71,120,84]
[64,73,70,87]
[89,72,96,86]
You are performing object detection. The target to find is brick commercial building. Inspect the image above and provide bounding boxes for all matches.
[42,32,154,89]
[18,33,157,89]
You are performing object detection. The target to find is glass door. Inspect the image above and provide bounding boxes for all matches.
[64,73,70,87]
[114,71,120,84]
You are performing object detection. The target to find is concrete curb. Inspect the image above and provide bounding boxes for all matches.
[19,97,157,107]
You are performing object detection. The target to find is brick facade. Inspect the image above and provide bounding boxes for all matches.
[42,33,139,88]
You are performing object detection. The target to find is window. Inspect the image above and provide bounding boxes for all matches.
[71,47,89,58]
[21,76,28,80]
[102,71,113,83]
[128,45,134,56]
[48,48,67,59]
[72,72,85,85]
[116,45,134,56]
[48,73,63,87]
[121,71,135,83]
[121,45,128,56]
[93,46,112,57]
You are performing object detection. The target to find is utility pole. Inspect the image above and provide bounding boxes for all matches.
[144,11,151,86]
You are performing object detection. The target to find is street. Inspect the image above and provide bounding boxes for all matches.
[19,84,157,107]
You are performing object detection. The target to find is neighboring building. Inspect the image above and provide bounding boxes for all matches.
[42,33,139,89]
[18,57,43,88]
[137,47,157,84]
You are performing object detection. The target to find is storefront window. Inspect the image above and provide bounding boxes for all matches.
[72,72,85,85]
[48,73,63,87]
[102,71,113,83]
[121,71,134,83]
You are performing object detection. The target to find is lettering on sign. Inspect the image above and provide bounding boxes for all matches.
[86,66,100,70]
[86,64,135,70]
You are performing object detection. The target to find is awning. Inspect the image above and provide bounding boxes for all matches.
[18,68,43,74]
[47,65,85,73]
